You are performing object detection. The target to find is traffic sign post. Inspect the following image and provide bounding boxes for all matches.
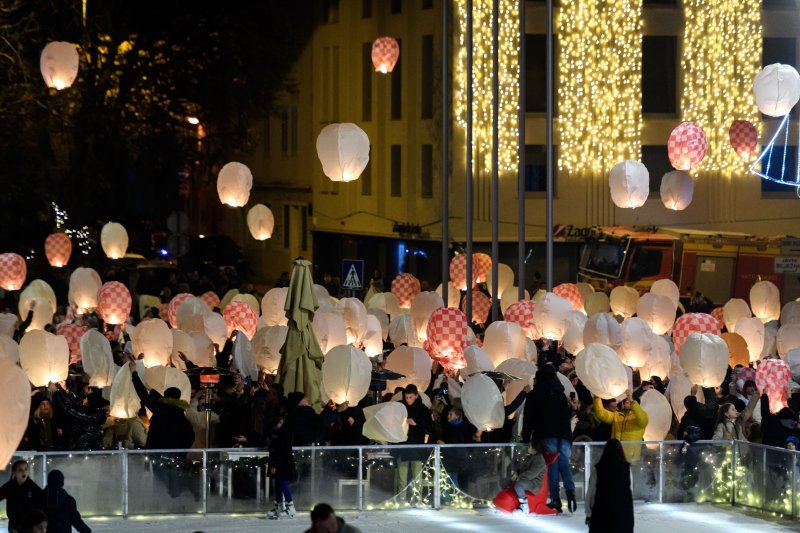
[341,259,365,292]
[781,238,800,257]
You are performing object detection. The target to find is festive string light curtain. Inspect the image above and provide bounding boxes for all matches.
[750,280,781,324]
[721,332,750,367]
[216,162,253,207]
[777,324,800,359]
[252,325,288,374]
[681,0,761,173]
[729,120,759,160]
[753,64,800,117]
[362,402,409,443]
[756,358,793,412]
[636,293,676,335]
[311,310,347,355]
[100,222,128,259]
[132,319,173,368]
[96,281,132,325]
[68,267,101,312]
[321,345,372,405]
[482,321,526,367]
[19,330,69,386]
[734,317,765,361]
[410,292,444,341]
[680,333,729,387]
[385,346,432,392]
[315,123,370,182]
[391,274,421,309]
[667,122,707,172]
[0,253,26,291]
[610,286,639,318]
[40,41,79,90]
[246,204,274,240]
[533,293,573,341]
[723,298,752,332]
[583,312,622,349]
[45,233,72,267]
[486,263,514,297]
[0,358,31,467]
[609,160,649,209]
[660,171,695,210]
[557,0,642,174]
[461,373,505,431]
[371,36,400,74]
[575,343,629,399]
[584,292,611,316]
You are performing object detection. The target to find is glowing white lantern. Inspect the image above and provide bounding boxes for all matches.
[619,317,655,368]
[460,344,495,379]
[0,358,31,466]
[176,296,209,333]
[575,343,629,399]
[500,287,529,315]
[361,315,384,357]
[562,319,587,356]
[44,233,72,267]
[336,297,368,344]
[496,358,537,406]
[132,319,173,368]
[636,293,676,335]
[680,333,728,387]
[650,279,680,310]
[40,41,79,90]
[639,335,671,381]
[367,308,390,341]
[781,302,800,326]
[0,335,19,364]
[316,123,370,182]
[145,365,191,402]
[753,63,800,117]
[584,292,611,316]
[786,348,800,378]
[99,222,128,259]
[640,389,672,442]
[735,317,765,361]
[246,204,274,240]
[533,293,572,341]
[216,162,252,207]
[68,267,102,312]
[80,329,116,387]
[778,323,800,359]
[190,331,215,367]
[312,310,348,355]
[262,288,289,327]
[385,346,432,392]
[18,280,56,331]
[610,286,639,318]
[461,373,505,431]
[410,291,444,341]
[486,263,515,297]
[750,281,781,324]
[203,312,228,347]
[232,333,258,379]
[109,364,141,418]
[583,313,622,349]
[723,298,752,332]
[668,370,702,421]
[252,325,288,374]
[321,345,372,405]
[388,313,419,348]
[763,322,779,358]
[362,402,408,443]
[19,330,69,386]
[367,291,403,317]
[170,329,198,371]
[609,160,649,209]
[0,253,26,291]
[482,321,526,367]
[660,171,694,210]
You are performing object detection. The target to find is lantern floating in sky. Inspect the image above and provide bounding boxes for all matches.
[371,36,400,74]
[483,321,526,367]
[729,120,759,159]
[40,41,79,90]
[96,281,132,325]
[756,358,793,412]
[750,280,781,324]
[44,233,72,267]
[316,123,370,182]
[584,292,610,316]
[680,333,728,387]
[0,358,31,467]
[461,373,505,431]
[322,345,372,405]
[486,263,514,297]
[362,402,408,443]
[217,162,253,207]
[609,160,649,209]
[576,343,629,400]
[385,346,432,392]
[19,330,69,387]
[721,332,750,368]
[637,293,676,335]
[533,293,573,341]
[672,312,721,354]
[778,323,800,359]
[610,286,639,319]
[391,273,421,309]
[735,317,765,362]
[132,318,173,368]
[262,288,289,327]
[723,298,752,333]
[753,63,800,117]
[668,122,707,171]
[68,267,101,312]
[410,292,444,341]
[246,204,274,240]
[0,253,26,291]
[583,312,622,349]
[660,171,694,211]
[100,222,128,259]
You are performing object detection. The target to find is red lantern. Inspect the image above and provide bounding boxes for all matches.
[200,291,221,311]
[424,307,469,371]
[44,233,72,268]
[668,122,707,171]
[56,323,88,364]
[553,283,584,312]
[0,253,26,291]
[391,273,421,309]
[729,120,758,160]
[97,281,132,325]
[710,307,725,331]
[756,358,792,412]
[223,301,258,340]
[673,312,721,355]
[168,293,193,329]
[505,300,538,339]
[473,253,492,284]
[468,290,491,325]
[371,36,399,74]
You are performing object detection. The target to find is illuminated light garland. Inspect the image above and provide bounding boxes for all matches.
[681,0,761,175]
[557,0,642,175]
[52,202,93,256]
[454,0,520,174]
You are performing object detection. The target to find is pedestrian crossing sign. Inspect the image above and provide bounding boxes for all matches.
[341,259,365,290]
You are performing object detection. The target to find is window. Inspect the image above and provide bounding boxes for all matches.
[422,0,433,8]
[763,37,796,67]
[332,46,340,121]
[760,145,798,195]
[641,145,672,192]
[280,109,289,154]
[524,34,557,113]
[362,0,372,18]
[642,36,677,114]
[391,145,402,197]
[421,35,434,119]
[322,0,340,23]
[421,144,433,198]
[524,145,557,193]
[362,43,373,121]
[301,206,308,251]
[361,159,372,196]
[290,106,298,155]
[763,0,797,9]
[391,39,402,119]
[322,47,330,121]
[643,0,677,5]
[283,205,291,249]
[391,0,403,14]
[628,248,664,281]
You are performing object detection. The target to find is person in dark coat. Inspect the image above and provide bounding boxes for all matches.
[304,503,363,533]
[761,393,799,447]
[438,407,476,487]
[395,385,432,496]
[585,439,633,533]
[41,470,91,533]
[129,362,194,449]
[521,364,576,513]
[0,460,43,532]
[268,412,297,520]
[52,387,105,451]
[22,398,63,451]
[677,394,716,441]
[288,392,323,446]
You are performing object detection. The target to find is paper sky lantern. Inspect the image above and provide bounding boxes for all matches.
[786,349,800,378]
[469,290,491,324]
[763,323,779,358]
[496,358,536,406]
[176,296,209,333]
[0,315,15,338]
[80,329,116,388]
[19,280,57,331]
[96,281,132,325]
[672,312,721,354]
[668,122,708,171]
[735,317,765,361]
[710,307,725,331]
[316,123,370,182]
[680,333,728,387]
[619,317,655,368]
[56,323,86,364]
[0,253,26,291]
[462,373,504,431]
[583,312,622,349]
[668,370,700,422]
[533,292,572,341]
[432,283,460,310]
[500,287,529,315]
[321,345,372,405]
[410,291,444,341]
[246,204,274,240]
[641,389,672,443]
[190,331,215,367]
[473,253,492,283]
[610,286,639,318]
[171,329,199,371]
[554,283,584,312]
[486,263,514,297]
[449,254,475,291]
[68,267,101,312]
[40,41,79,90]
[562,317,587,356]
[723,298,752,332]
[220,289,239,311]
[391,273,421,309]
[203,312,228,347]
[0,334,19,364]
[361,315,383,357]
[385,346,432,392]
[609,160,649,209]
[781,302,800,326]
[262,287,289,327]
[19,330,69,387]
[252,325,288,374]
[650,279,680,310]
[336,297,368,345]
[109,364,142,419]
[232,294,260,318]
[387,313,418,348]
[754,63,800,117]
[216,162,252,207]
[312,310,348,355]
[362,402,408,443]
[371,36,400,74]
[483,321,526,367]
[721,332,750,368]
[504,300,537,339]
[368,308,390,341]
[145,365,191,403]
[577,282,595,301]
[132,319,173,368]
[660,171,694,211]
[100,222,128,259]
[750,280,781,324]
[368,291,403,317]
[639,335,671,381]
[637,293,676,335]
[44,233,72,267]
[584,292,611,316]
[200,291,221,312]
[0,358,31,467]
[232,332,258,379]
[778,323,800,359]
[222,301,258,340]
[729,120,759,159]
[756,358,793,412]
[167,293,194,328]
[461,344,495,379]
[424,307,469,371]
[576,343,629,399]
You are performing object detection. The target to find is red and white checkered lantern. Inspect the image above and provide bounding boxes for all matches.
[553,283,584,312]
[57,323,88,364]
[96,281,132,325]
[673,312,721,354]
[505,300,539,340]
[223,301,258,340]
[0,253,26,291]
[469,290,491,325]
[729,120,758,160]
[473,253,492,284]
[391,273,421,309]
[668,122,707,171]
[424,307,469,371]
[756,358,793,412]
[449,254,478,291]
[44,233,72,268]
[168,293,193,329]
[200,291,221,312]
[371,36,400,74]
[710,307,725,331]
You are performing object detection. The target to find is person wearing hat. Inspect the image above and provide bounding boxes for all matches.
[128,361,194,450]
[41,470,91,533]
[786,436,800,450]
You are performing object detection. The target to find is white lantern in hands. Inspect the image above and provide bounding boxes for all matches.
[385,346,432,392]
[68,267,102,312]
[584,292,611,316]
[637,293,676,335]
[533,293,572,341]
[80,329,116,387]
[640,389,672,442]
[132,318,173,368]
[312,310,348,355]
[486,263,515,297]
[750,280,781,324]
[362,402,409,443]
[575,343,629,399]
[618,317,655,368]
[251,325,288,374]
[336,297,368,344]
[461,373,505,431]
[262,288,289,327]
[735,317,765,361]
[321,345,372,405]
[0,358,32,466]
[778,323,800,359]
[680,333,729,387]
[610,286,639,318]
[650,279,680,310]
[482,321,526,367]
[19,330,69,386]
[639,335,671,381]
[145,365,191,402]
[410,292,444,341]
[583,313,622,349]
[723,298,752,332]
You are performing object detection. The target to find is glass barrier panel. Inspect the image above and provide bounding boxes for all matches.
[569,442,587,503]
[661,442,692,503]
[685,442,732,504]
[126,451,203,515]
[764,446,794,516]
[204,450,268,514]
[628,442,659,502]
[292,446,363,511]
[735,441,764,509]
[437,444,512,510]
[1,454,46,520]
[45,452,124,517]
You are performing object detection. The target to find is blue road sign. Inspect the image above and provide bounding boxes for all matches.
[341,259,365,290]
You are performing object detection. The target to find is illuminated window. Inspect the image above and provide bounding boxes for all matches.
[524,145,557,193]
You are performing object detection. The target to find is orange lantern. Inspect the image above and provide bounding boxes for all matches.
[721,332,749,368]
[371,36,400,74]
[553,283,584,312]
[96,281,132,325]
[729,120,758,160]
[44,233,72,267]
[391,273,421,309]
[668,121,707,171]
[0,253,26,291]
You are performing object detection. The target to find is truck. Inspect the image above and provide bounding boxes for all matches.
[576,226,799,305]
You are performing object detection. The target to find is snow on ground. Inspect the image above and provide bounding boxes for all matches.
[3,503,796,532]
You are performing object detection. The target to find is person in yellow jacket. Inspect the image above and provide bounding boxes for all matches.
[592,391,648,462]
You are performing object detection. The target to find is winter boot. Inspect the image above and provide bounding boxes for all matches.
[268,501,285,520]
[284,501,296,519]
[566,490,577,513]
[518,498,530,514]
[547,496,563,514]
